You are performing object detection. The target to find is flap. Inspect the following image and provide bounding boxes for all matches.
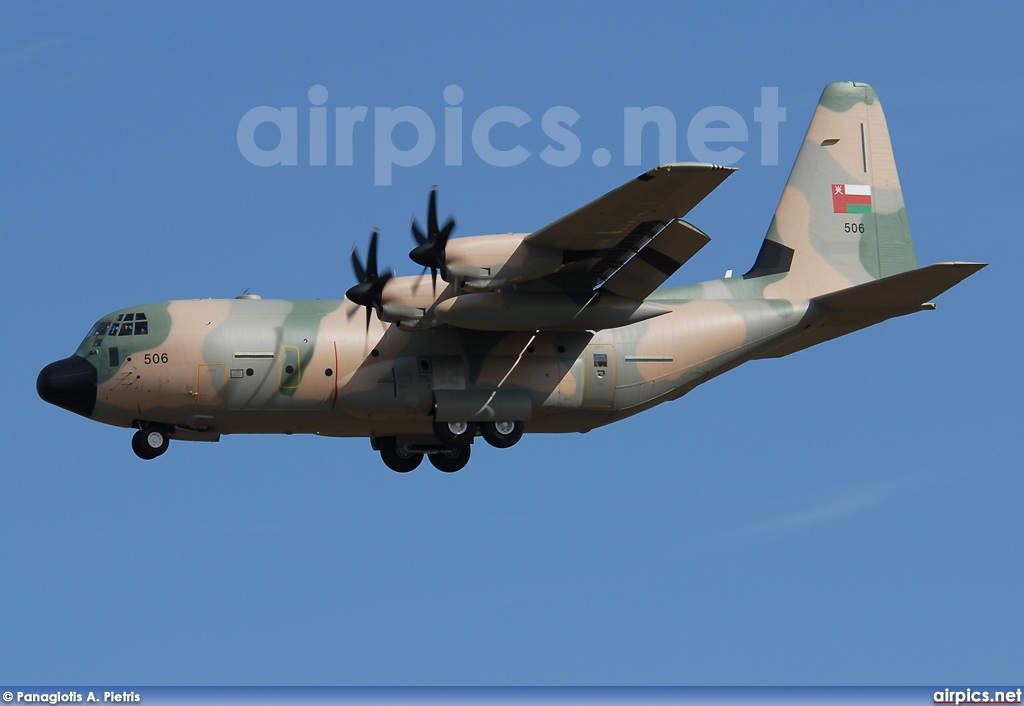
[600,219,711,300]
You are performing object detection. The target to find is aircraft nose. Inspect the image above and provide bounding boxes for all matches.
[37,355,97,418]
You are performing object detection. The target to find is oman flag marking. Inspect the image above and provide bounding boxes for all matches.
[832,184,872,214]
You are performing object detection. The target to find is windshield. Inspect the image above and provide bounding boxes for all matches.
[78,311,150,351]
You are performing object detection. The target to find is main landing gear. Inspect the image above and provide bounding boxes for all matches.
[433,419,524,450]
[480,420,524,449]
[431,419,476,446]
[429,446,471,473]
[131,424,170,460]
[375,436,473,473]
[375,419,525,473]
[378,438,426,473]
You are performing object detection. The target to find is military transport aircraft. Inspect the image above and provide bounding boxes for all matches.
[37,82,984,472]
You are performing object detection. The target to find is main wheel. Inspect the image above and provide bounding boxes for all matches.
[132,426,169,460]
[429,445,471,473]
[481,420,524,449]
[432,419,477,447]
[379,437,423,473]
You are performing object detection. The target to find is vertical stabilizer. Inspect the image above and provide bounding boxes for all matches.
[745,82,918,299]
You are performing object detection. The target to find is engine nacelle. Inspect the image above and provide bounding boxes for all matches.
[445,234,563,290]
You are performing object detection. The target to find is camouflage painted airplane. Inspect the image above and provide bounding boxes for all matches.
[37,81,984,472]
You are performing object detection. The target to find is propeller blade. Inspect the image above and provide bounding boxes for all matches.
[408,186,455,284]
[438,218,455,249]
[367,228,379,279]
[411,218,427,246]
[347,229,392,325]
[350,246,366,283]
[427,187,439,239]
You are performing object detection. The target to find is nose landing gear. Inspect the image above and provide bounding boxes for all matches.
[131,424,170,460]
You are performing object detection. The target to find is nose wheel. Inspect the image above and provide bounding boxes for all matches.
[132,425,170,460]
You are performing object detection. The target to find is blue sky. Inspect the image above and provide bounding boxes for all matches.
[2,1,1021,686]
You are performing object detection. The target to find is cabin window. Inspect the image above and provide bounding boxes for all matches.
[593,353,608,368]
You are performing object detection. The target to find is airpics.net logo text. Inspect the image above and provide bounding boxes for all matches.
[236,85,787,186]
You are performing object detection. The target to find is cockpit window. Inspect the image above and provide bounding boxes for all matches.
[81,320,112,350]
[82,314,148,350]
[108,312,149,338]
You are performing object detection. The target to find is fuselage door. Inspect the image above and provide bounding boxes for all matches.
[582,344,615,409]
[196,364,227,408]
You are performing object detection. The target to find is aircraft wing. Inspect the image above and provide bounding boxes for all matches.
[525,163,734,297]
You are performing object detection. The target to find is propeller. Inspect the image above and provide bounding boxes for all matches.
[409,186,456,290]
[346,229,393,329]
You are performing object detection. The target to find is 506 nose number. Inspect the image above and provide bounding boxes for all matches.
[143,353,169,365]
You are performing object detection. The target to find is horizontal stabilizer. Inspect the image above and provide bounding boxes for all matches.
[756,262,986,358]
[815,261,985,315]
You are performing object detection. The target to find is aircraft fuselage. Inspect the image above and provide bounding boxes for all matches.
[40,291,805,443]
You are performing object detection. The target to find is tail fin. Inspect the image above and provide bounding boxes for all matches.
[745,81,918,299]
